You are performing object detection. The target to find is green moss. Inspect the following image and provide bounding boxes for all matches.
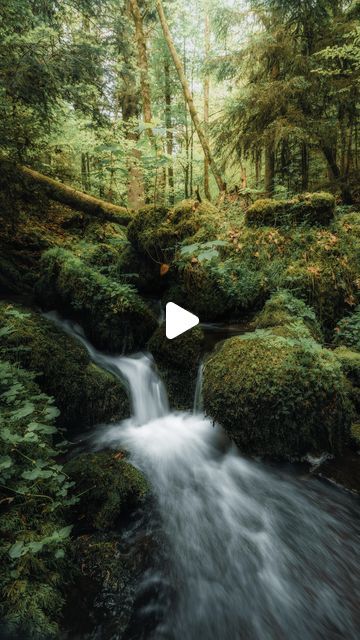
[0,303,130,429]
[334,305,360,351]
[36,247,157,352]
[203,329,352,459]
[252,290,323,340]
[127,199,222,264]
[246,192,335,227]
[65,451,148,531]
[147,325,204,410]
[333,346,360,417]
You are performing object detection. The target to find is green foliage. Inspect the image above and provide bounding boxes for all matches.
[0,359,74,638]
[36,247,157,352]
[252,290,323,341]
[0,303,130,429]
[65,451,148,531]
[246,193,335,227]
[203,328,352,459]
[334,305,360,351]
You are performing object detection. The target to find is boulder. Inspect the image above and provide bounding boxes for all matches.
[203,328,352,459]
[246,192,335,227]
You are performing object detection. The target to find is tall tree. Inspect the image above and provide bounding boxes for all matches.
[156,0,226,193]
[204,8,211,200]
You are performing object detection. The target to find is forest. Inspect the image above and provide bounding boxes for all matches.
[0,1,360,639]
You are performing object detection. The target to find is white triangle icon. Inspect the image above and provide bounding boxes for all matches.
[166,302,199,340]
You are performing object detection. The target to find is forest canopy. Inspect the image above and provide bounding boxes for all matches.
[1,0,359,207]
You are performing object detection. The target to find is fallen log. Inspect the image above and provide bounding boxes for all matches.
[11,164,132,225]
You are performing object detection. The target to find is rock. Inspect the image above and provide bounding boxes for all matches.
[333,347,360,418]
[35,247,157,352]
[0,302,130,429]
[246,192,335,227]
[252,290,323,341]
[203,328,352,459]
[147,324,204,410]
[65,451,149,531]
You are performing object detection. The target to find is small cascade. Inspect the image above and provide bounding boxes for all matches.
[193,361,204,414]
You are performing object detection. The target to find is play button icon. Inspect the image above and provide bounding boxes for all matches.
[166,302,199,339]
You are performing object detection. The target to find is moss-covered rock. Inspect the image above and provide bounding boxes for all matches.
[252,290,323,341]
[246,192,335,227]
[333,346,360,418]
[0,303,130,429]
[203,329,352,459]
[127,199,222,264]
[35,247,157,352]
[334,306,360,351]
[147,324,204,410]
[65,451,148,531]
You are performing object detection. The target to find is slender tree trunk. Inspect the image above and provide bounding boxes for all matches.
[264,138,275,197]
[122,89,145,209]
[322,145,353,204]
[301,142,309,192]
[164,58,174,204]
[156,0,226,193]
[183,38,190,198]
[129,0,153,133]
[204,10,211,200]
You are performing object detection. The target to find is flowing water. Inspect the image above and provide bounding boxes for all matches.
[48,315,360,640]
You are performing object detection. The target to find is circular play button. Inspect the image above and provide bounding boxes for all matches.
[165,302,199,340]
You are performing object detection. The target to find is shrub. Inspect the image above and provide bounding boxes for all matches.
[0,303,130,429]
[65,451,148,531]
[334,306,360,351]
[0,360,73,638]
[36,247,157,352]
[246,192,335,227]
[203,329,352,459]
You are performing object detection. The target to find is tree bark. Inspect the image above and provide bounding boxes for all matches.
[301,142,309,192]
[264,138,275,197]
[322,145,353,204]
[164,58,174,204]
[203,10,211,200]
[129,0,153,133]
[156,0,226,193]
[14,164,131,224]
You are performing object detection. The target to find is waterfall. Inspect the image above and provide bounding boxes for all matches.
[47,313,360,640]
[193,361,204,414]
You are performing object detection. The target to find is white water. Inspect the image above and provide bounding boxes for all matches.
[48,315,360,639]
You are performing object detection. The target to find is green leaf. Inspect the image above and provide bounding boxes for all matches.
[0,455,12,471]
[9,541,25,559]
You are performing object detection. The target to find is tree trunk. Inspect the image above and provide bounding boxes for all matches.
[204,10,211,200]
[129,0,153,133]
[322,145,353,204]
[164,58,174,204]
[301,142,309,192]
[156,0,226,193]
[14,164,131,224]
[264,138,275,197]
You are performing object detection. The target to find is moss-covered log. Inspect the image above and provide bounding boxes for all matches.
[14,164,132,225]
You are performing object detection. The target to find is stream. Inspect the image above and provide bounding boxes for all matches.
[49,315,360,640]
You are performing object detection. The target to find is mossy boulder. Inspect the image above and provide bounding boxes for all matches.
[246,192,335,227]
[252,290,323,341]
[333,346,360,418]
[334,306,360,351]
[127,199,221,264]
[147,324,204,410]
[203,329,352,459]
[36,247,157,352]
[65,451,148,531]
[0,303,130,429]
